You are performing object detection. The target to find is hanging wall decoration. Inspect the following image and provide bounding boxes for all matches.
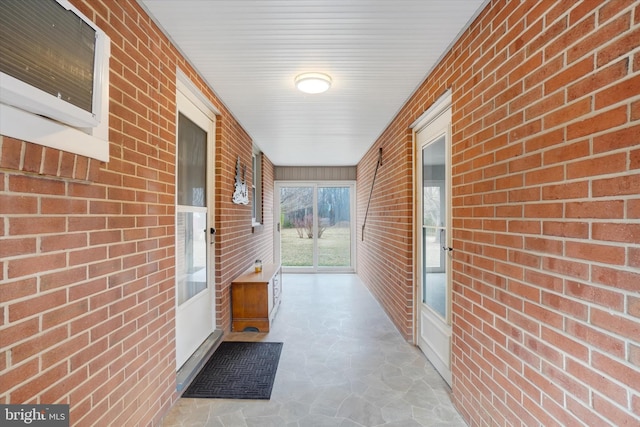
[232,156,249,205]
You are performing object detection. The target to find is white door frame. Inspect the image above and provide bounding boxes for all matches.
[412,90,453,386]
[174,75,218,369]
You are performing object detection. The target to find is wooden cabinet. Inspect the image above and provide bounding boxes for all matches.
[231,263,282,332]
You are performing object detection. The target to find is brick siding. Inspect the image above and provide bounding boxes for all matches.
[357,0,639,425]
[0,1,273,425]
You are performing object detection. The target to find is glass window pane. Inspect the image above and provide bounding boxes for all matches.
[177,113,207,207]
[176,211,207,305]
[318,187,351,267]
[423,186,441,227]
[423,227,446,317]
[280,187,314,267]
[422,136,446,227]
[423,135,447,319]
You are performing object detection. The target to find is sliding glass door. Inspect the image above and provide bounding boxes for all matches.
[276,183,354,272]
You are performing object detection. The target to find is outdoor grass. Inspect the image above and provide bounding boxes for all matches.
[281,226,351,267]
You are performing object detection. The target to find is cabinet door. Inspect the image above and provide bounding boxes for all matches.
[234,283,269,318]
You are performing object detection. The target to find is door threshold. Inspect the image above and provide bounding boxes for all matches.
[176,329,223,392]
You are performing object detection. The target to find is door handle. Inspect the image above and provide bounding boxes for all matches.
[210,227,216,235]
[440,228,452,251]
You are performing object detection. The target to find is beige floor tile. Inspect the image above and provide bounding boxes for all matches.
[162,274,466,427]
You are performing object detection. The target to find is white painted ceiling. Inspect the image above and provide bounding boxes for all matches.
[139,0,486,166]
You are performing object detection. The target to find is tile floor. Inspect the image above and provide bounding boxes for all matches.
[161,274,467,427]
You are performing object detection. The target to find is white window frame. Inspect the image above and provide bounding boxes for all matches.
[0,0,110,162]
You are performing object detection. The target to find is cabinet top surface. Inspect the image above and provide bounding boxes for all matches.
[233,263,280,284]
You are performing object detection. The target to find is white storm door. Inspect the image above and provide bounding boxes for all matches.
[175,86,215,369]
[414,92,453,386]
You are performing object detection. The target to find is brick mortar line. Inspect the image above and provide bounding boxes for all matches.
[453,294,638,395]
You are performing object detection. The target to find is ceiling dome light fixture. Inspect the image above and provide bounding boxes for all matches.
[295,72,332,94]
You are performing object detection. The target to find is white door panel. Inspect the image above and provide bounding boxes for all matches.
[175,85,216,369]
[414,91,452,386]
[419,307,452,385]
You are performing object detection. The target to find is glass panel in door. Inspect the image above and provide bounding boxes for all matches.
[175,101,214,370]
[177,113,207,304]
[176,210,207,304]
[318,186,351,267]
[422,135,447,320]
[280,186,314,268]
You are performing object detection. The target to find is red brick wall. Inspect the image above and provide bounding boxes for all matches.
[0,1,273,425]
[357,128,414,340]
[357,0,640,425]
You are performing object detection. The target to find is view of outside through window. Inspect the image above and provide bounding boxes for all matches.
[176,113,208,305]
[423,185,442,270]
[280,186,351,268]
[422,135,447,318]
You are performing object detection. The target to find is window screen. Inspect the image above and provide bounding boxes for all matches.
[0,0,96,113]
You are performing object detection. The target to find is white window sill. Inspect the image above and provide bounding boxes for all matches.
[0,103,109,162]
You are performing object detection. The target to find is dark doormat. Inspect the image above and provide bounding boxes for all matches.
[182,341,283,399]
